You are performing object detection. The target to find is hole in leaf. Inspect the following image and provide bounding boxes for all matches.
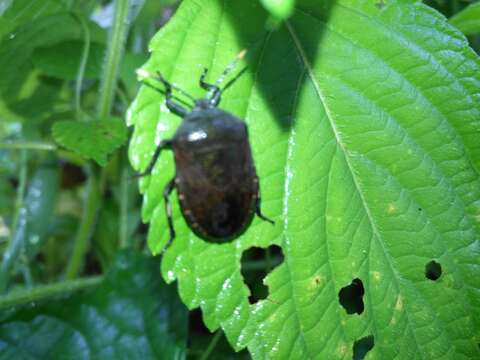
[353,335,374,360]
[425,260,442,281]
[240,245,284,304]
[338,278,365,315]
[188,308,210,336]
[188,308,250,357]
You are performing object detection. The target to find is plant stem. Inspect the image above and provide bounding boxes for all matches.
[97,0,131,119]
[0,150,28,293]
[65,166,101,279]
[65,0,132,277]
[0,276,103,311]
[241,257,284,271]
[119,155,130,248]
[199,330,222,360]
[73,14,91,121]
[100,0,132,248]
[0,142,57,151]
[20,252,33,288]
[265,247,272,272]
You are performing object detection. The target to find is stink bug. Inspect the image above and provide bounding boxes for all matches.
[136,51,274,245]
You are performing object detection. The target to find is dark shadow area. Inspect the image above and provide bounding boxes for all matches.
[222,0,335,130]
[353,335,374,360]
[240,245,284,304]
[188,308,212,342]
[425,260,442,281]
[84,251,102,275]
[60,162,87,189]
[187,308,250,359]
[338,278,365,315]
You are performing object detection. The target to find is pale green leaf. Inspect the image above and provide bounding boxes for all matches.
[260,0,295,19]
[128,0,480,358]
[53,118,128,166]
[449,2,480,35]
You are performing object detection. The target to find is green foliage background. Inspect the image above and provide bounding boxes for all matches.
[1,0,480,359]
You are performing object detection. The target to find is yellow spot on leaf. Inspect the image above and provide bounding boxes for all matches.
[474,212,480,223]
[395,296,403,311]
[387,203,397,214]
[338,343,348,357]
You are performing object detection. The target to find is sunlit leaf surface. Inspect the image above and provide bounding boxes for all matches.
[128,0,480,358]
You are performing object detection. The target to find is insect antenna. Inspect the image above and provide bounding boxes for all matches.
[136,69,196,104]
[214,49,247,88]
[201,49,248,106]
[222,66,248,93]
[140,81,193,109]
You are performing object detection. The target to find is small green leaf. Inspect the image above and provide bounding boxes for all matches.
[32,40,105,80]
[52,118,128,166]
[0,251,188,360]
[449,2,480,35]
[259,0,295,19]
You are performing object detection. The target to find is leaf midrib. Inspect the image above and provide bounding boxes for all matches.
[293,6,480,349]
[285,14,428,360]
[293,2,480,352]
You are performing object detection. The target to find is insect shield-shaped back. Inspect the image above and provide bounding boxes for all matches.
[135,51,274,249]
[173,108,258,242]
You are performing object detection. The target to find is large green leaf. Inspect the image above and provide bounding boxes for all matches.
[128,0,480,358]
[0,251,188,360]
[0,13,104,103]
[0,0,66,39]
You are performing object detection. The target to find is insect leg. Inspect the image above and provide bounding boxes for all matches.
[137,69,194,115]
[156,72,190,117]
[255,180,275,225]
[163,177,176,250]
[200,68,220,92]
[132,139,172,178]
[199,68,222,107]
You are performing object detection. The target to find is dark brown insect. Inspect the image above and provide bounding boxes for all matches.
[136,53,273,245]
